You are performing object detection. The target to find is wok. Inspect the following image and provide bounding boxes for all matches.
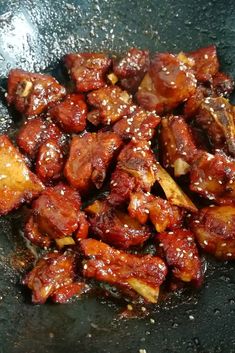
[0,0,234,352]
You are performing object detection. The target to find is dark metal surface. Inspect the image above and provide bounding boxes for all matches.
[0,1,234,352]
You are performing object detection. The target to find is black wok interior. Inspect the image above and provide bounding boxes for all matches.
[0,1,234,352]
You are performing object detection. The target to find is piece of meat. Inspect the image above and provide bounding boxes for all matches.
[189,151,235,204]
[23,251,83,304]
[16,117,47,158]
[186,45,219,82]
[0,135,44,215]
[75,211,89,240]
[85,200,151,249]
[157,229,203,286]
[64,53,111,92]
[32,183,85,238]
[195,97,235,157]
[48,94,87,133]
[108,140,156,206]
[7,69,66,116]
[108,169,136,206]
[113,48,150,93]
[184,73,234,118]
[24,215,51,248]
[211,71,234,97]
[128,191,183,232]
[190,205,235,260]
[51,282,85,303]
[87,86,132,125]
[80,238,167,303]
[113,48,150,78]
[183,86,205,118]
[160,115,198,176]
[16,117,64,159]
[64,131,122,193]
[113,106,160,141]
[27,183,88,245]
[136,52,197,113]
[35,138,64,184]
[115,139,156,191]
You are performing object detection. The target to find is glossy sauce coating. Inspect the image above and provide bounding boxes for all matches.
[7,69,66,116]
[1,45,234,306]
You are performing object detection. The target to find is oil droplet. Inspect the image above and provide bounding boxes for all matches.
[193,337,200,346]
[214,309,220,315]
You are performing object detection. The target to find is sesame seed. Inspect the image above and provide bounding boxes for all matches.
[158,264,165,270]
